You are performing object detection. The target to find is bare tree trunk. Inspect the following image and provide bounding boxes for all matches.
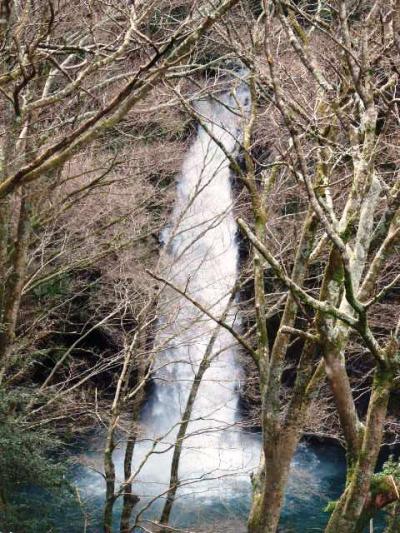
[119,430,140,533]
[325,364,393,532]
[103,419,117,533]
[159,352,211,530]
[248,341,323,533]
[104,301,155,533]
[0,90,19,377]
[248,431,298,533]
[248,212,318,532]
[119,358,147,533]
[323,339,363,467]
[103,333,138,533]
[159,292,235,530]
[0,190,31,369]
[0,0,13,307]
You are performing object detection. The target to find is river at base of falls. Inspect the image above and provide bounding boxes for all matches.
[18,435,391,532]
[60,438,351,532]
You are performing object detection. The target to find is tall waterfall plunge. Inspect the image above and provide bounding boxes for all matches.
[136,81,260,500]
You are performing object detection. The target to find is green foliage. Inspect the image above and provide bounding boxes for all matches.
[0,387,80,532]
[32,273,71,300]
[367,456,400,502]
[385,500,400,532]
[30,212,42,231]
[373,456,400,487]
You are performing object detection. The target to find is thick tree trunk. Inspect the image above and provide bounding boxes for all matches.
[325,366,393,532]
[248,341,322,533]
[247,230,318,531]
[248,431,298,533]
[248,213,318,532]
[323,342,363,467]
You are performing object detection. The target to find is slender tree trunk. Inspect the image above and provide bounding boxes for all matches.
[159,354,211,530]
[0,190,31,370]
[159,292,234,530]
[119,363,146,533]
[103,419,117,533]
[119,431,140,533]
[0,86,18,377]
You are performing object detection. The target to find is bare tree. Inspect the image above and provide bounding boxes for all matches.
[0,0,241,378]
[223,1,400,531]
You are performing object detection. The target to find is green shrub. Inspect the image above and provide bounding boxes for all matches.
[0,388,82,532]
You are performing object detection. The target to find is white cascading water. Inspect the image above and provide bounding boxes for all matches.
[128,78,261,507]
[139,78,258,493]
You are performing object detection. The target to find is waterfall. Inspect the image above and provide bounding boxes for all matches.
[133,77,260,503]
